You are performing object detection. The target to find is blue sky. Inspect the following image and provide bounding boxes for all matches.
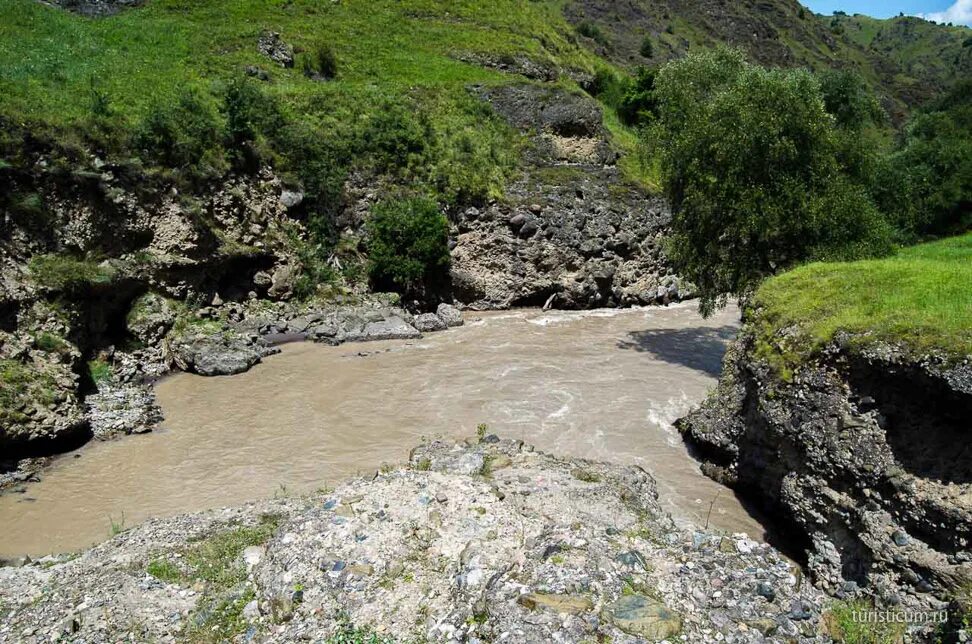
[803,0,972,24]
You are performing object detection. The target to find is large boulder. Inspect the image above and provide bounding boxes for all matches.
[413,312,447,333]
[257,31,294,68]
[436,303,464,327]
[341,316,421,343]
[173,332,279,376]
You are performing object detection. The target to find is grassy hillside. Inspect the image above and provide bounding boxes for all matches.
[0,0,597,125]
[0,0,623,208]
[753,233,972,368]
[563,0,972,122]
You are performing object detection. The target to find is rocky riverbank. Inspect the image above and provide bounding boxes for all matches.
[0,293,465,492]
[0,437,833,643]
[678,328,972,631]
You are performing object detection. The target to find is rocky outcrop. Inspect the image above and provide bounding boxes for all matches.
[171,331,280,377]
[679,330,972,617]
[0,438,829,642]
[452,83,686,309]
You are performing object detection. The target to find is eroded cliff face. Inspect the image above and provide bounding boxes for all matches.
[679,328,972,618]
[0,76,684,472]
[451,83,685,310]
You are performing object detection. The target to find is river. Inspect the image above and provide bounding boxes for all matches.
[0,303,766,557]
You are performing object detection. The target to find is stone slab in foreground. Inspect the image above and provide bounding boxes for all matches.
[0,439,827,643]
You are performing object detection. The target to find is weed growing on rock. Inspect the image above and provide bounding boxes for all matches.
[146,559,182,583]
[823,599,907,643]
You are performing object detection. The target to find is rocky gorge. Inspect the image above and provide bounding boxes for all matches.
[2,1,971,642]
[678,325,972,635]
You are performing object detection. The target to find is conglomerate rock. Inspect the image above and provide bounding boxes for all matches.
[0,438,830,643]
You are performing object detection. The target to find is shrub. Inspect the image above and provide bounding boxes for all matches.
[360,102,429,175]
[221,78,281,168]
[133,89,226,180]
[873,80,972,239]
[640,36,654,59]
[588,67,658,128]
[818,69,884,129]
[306,43,338,80]
[577,21,609,48]
[651,48,893,315]
[366,197,450,298]
[617,67,658,126]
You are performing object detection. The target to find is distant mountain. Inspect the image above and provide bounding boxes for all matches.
[564,0,972,122]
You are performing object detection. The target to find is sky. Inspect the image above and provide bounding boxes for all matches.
[803,0,972,24]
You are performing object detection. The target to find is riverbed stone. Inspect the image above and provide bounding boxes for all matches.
[603,594,682,640]
[517,593,593,615]
[436,303,464,327]
[413,312,447,333]
[344,317,420,342]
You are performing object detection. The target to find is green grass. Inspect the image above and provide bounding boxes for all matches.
[824,599,907,643]
[753,233,972,369]
[0,358,59,426]
[0,0,666,206]
[87,359,112,384]
[143,514,281,643]
[27,254,117,290]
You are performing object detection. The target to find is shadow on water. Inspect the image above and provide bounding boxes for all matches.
[616,325,738,377]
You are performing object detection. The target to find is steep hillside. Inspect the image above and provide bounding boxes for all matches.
[563,0,972,121]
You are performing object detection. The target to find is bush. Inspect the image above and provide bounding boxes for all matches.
[617,67,658,126]
[133,89,227,180]
[221,78,281,168]
[366,197,450,298]
[588,67,658,128]
[651,48,893,315]
[577,21,609,48]
[640,36,654,59]
[303,43,338,80]
[873,80,972,239]
[818,69,884,129]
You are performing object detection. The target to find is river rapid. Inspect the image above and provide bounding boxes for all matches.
[0,303,765,557]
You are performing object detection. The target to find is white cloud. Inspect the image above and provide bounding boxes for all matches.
[918,0,972,26]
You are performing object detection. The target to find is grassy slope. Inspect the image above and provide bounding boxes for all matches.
[563,0,971,122]
[0,0,663,193]
[0,0,591,124]
[753,233,972,365]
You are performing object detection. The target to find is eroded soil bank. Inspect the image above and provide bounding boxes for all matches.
[0,304,764,557]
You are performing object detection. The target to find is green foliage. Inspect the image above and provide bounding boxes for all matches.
[577,21,609,48]
[651,48,894,315]
[132,90,227,181]
[366,197,450,298]
[304,43,338,80]
[824,600,907,644]
[818,69,885,129]
[221,78,280,168]
[28,255,117,290]
[589,67,658,128]
[640,36,654,59]
[617,67,658,127]
[873,80,972,240]
[88,359,112,384]
[34,332,70,354]
[753,233,972,370]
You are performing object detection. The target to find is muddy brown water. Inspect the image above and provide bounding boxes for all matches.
[0,304,768,557]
